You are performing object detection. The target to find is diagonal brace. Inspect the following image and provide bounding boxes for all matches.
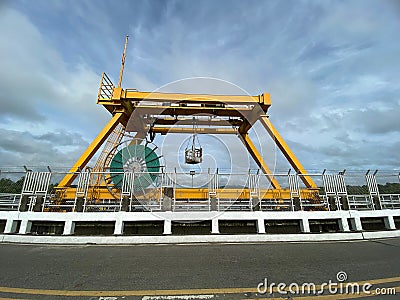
[58,112,124,187]
[259,116,317,188]
[238,133,281,189]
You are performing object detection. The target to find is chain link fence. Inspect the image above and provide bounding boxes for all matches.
[1,168,400,212]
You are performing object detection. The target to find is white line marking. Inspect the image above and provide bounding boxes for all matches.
[142,295,214,300]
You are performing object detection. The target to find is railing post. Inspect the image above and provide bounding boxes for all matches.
[348,214,363,231]
[257,218,266,234]
[163,219,172,235]
[211,219,219,234]
[114,219,124,235]
[63,220,75,235]
[4,219,19,234]
[338,217,350,232]
[300,218,310,233]
[384,216,396,230]
[18,219,31,234]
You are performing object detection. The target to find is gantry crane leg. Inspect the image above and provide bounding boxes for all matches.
[258,116,317,189]
[238,133,281,189]
[58,112,125,187]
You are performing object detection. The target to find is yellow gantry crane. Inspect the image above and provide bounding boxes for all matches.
[56,36,321,210]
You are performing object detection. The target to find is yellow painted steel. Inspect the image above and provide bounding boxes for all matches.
[56,39,319,205]
[121,91,271,106]
[259,116,317,188]
[153,117,242,126]
[60,89,317,200]
[238,133,281,189]
[125,105,253,117]
[58,112,124,187]
[152,127,237,135]
[117,35,129,89]
[56,186,319,203]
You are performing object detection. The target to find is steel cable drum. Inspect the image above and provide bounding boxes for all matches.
[109,143,161,192]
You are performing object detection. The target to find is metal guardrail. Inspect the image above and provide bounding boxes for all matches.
[97,72,114,101]
[0,169,400,212]
[0,193,20,211]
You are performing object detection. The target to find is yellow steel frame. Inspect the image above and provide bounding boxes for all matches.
[58,83,316,192]
[258,116,316,188]
[58,112,125,187]
[238,133,281,189]
[58,186,320,202]
[57,39,317,201]
[152,127,237,135]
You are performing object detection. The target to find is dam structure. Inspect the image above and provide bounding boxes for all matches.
[1,37,399,243]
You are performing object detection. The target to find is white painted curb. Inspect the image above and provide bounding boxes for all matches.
[1,230,399,245]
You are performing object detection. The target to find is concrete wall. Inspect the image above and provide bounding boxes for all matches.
[0,209,399,239]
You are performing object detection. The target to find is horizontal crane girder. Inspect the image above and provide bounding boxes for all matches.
[58,72,317,195]
[152,127,238,135]
[113,89,271,106]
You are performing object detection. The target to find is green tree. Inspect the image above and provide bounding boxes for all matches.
[0,177,24,193]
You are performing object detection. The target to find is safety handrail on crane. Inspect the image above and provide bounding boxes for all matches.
[97,72,114,101]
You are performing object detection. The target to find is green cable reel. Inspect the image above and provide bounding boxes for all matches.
[109,143,161,192]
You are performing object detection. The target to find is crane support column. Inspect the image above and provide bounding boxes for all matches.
[238,133,281,189]
[258,116,317,188]
[58,112,125,187]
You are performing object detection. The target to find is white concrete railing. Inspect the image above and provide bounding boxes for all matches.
[1,170,400,213]
[1,210,399,237]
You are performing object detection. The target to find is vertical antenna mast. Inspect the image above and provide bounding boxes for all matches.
[117,35,129,88]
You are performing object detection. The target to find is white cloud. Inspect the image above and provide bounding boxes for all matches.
[0,0,399,174]
[0,128,88,168]
[0,6,111,167]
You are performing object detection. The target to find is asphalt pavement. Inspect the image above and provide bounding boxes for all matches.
[0,238,400,299]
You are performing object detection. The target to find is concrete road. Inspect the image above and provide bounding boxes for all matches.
[0,238,400,299]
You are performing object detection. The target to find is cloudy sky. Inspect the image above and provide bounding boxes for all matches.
[0,0,399,175]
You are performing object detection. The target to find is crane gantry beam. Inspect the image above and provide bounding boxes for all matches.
[59,72,316,190]
[55,37,319,208]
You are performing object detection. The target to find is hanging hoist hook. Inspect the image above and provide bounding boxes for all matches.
[184,116,203,164]
[147,124,155,143]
